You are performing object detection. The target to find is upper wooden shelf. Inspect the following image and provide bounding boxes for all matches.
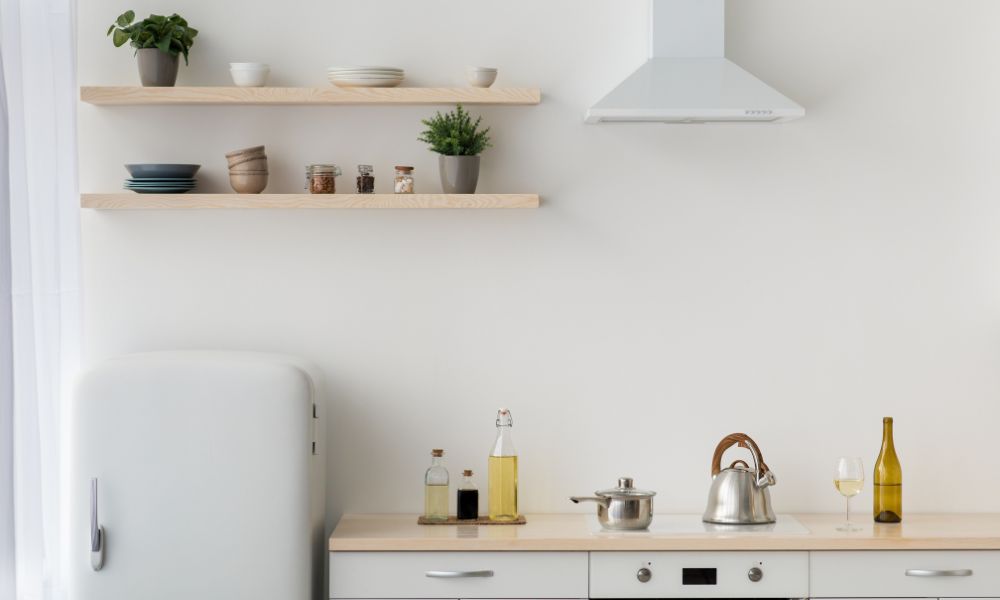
[81,193,540,209]
[80,86,541,106]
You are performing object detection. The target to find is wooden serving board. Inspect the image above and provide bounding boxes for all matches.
[417,515,527,525]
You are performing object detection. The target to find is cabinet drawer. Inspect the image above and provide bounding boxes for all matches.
[329,552,588,599]
[590,551,809,599]
[811,551,1000,597]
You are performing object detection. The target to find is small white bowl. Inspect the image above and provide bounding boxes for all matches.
[466,67,498,88]
[230,66,270,87]
[230,62,269,70]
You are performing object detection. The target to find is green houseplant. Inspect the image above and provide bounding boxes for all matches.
[418,104,492,194]
[107,11,198,87]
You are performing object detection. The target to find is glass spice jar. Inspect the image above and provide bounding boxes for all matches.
[394,166,414,194]
[305,164,342,194]
[356,165,375,194]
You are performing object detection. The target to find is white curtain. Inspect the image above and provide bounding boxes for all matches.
[0,0,81,598]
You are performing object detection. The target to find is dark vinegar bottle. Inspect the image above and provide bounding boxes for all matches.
[457,469,479,520]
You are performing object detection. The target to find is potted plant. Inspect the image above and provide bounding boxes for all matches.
[418,104,492,194]
[107,11,198,87]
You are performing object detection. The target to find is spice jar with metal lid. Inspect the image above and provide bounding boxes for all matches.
[394,166,414,194]
[356,165,375,194]
[305,164,342,194]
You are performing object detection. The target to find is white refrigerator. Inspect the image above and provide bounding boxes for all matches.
[68,351,325,600]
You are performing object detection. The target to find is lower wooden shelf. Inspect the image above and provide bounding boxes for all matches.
[81,193,540,210]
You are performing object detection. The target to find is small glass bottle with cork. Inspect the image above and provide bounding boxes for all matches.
[424,449,449,522]
[457,469,479,521]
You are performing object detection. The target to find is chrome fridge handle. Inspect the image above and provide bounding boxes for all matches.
[905,569,973,577]
[90,478,105,571]
[425,570,494,578]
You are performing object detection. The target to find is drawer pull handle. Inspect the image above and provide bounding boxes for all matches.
[425,570,495,578]
[905,569,973,577]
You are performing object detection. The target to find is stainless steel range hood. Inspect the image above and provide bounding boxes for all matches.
[585,0,804,124]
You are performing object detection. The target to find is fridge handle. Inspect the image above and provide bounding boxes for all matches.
[90,478,105,571]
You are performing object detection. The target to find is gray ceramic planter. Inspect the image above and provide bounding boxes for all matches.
[136,48,179,86]
[439,155,481,194]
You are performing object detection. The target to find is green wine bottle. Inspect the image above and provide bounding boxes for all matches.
[873,417,902,523]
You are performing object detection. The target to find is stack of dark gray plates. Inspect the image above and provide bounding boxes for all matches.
[124,164,201,194]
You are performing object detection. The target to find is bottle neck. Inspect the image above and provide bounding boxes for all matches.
[431,457,443,467]
[492,426,516,456]
[881,420,895,452]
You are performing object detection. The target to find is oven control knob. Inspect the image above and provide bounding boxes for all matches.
[637,567,652,583]
[748,567,763,582]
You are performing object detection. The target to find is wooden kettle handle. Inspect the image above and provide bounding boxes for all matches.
[710,433,770,476]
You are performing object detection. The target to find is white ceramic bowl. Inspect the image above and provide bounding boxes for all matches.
[230,62,269,70]
[230,66,270,87]
[466,67,498,88]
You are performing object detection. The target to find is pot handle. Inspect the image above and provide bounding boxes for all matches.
[710,433,771,477]
[570,496,610,506]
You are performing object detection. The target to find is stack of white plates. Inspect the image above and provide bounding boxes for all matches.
[327,66,404,88]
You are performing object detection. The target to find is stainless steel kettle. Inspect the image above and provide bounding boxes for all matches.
[702,433,776,525]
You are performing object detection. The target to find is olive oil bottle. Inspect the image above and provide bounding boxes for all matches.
[488,409,518,521]
[873,417,902,523]
[424,449,449,522]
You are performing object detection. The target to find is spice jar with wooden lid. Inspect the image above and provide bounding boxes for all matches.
[394,166,414,194]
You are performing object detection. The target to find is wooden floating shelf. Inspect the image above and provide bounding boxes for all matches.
[80,193,540,210]
[80,86,540,106]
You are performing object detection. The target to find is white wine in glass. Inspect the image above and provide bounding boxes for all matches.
[834,457,864,532]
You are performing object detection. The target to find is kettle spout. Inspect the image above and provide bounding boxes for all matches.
[756,471,777,489]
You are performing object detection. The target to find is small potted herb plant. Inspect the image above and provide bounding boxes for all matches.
[418,104,492,194]
[107,11,198,87]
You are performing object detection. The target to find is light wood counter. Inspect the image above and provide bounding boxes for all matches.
[329,513,1000,551]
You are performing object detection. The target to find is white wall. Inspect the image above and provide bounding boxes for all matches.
[78,0,1000,527]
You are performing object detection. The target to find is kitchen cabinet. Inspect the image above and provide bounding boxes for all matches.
[328,515,1000,600]
[810,551,1000,598]
[328,552,587,599]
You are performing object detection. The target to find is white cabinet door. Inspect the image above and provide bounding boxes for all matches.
[811,551,1000,598]
[329,552,588,599]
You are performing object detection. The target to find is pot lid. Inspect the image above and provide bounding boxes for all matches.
[595,477,656,499]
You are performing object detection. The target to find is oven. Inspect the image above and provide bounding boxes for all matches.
[589,551,809,599]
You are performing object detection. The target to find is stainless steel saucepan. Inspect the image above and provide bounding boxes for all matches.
[570,477,655,530]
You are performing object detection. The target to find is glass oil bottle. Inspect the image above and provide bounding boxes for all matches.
[488,409,518,521]
[424,449,449,522]
[457,469,479,520]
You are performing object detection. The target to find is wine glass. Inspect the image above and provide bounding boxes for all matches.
[834,457,864,532]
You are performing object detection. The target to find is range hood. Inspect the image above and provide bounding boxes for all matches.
[585,0,804,124]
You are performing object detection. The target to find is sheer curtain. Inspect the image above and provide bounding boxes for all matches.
[0,0,81,598]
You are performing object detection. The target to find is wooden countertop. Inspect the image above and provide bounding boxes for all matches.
[329,513,1000,551]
